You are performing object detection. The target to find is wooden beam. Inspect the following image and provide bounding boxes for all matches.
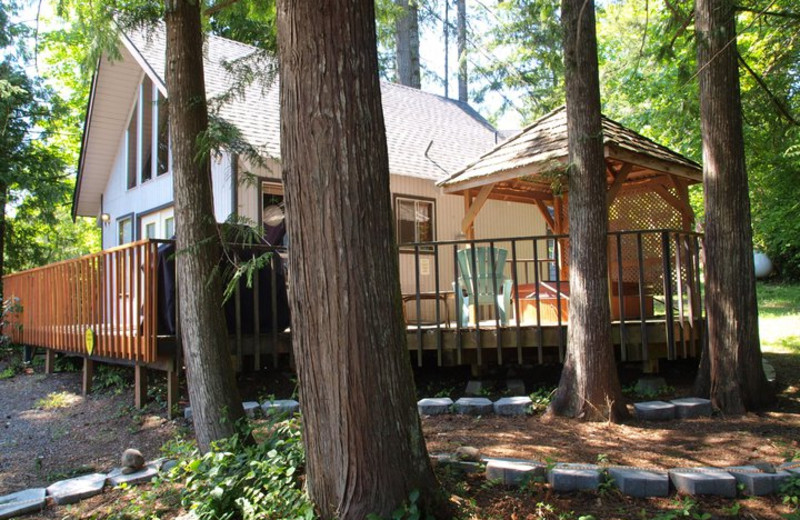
[461,183,495,235]
[605,144,702,183]
[653,184,694,223]
[553,196,564,234]
[668,174,694,230]
[134,363,147,409]
[440,156,569,194]
[535,199,556,232]
[606,163,632,206]
[82,358,95,396]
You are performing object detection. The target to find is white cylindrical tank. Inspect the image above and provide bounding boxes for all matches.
[753,251,774,278]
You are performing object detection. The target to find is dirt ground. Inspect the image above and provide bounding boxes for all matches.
[1,347,798,519]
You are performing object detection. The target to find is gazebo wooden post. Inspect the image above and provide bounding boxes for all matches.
[670,175,700,355]
[463,191,475,240]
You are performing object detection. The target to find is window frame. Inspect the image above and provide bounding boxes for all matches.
[117,213,134,246]
[393,194,436,253]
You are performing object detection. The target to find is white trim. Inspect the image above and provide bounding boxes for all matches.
[118,30,168,97]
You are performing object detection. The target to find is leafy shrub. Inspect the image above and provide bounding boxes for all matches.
[172,418,314,520]
[93,364,131,394]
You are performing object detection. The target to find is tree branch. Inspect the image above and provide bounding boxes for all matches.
[735,5,800,19]
[737,51,799,126]
[205,0,240,16]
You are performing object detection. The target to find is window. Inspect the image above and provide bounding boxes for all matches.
[140,207,174,240]
[145,222,157,239]
[126,100,138,189]
[394,196,435,249]
[164,216,174,238]
[156,92,169,176]
[118,217,133,245]
[140,80,153,183]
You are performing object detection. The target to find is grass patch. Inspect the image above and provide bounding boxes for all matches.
[758,282,800,354]
[36,391,80,410]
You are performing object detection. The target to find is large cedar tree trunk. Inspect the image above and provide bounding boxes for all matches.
[395,0,421,88]
[276,1,441,517]
[165,0,247,451]
[695,0,773,413]
[547,0,627,422]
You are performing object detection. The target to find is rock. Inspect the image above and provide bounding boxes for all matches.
[670,398,712,419]
[430,454,482,474]
[46,473,107,505]
[465,380,489,396]
[493,396,532,416]
[417,398,453,416]
[184,407,192,420]
[668,468,737,497]
[634,401,676,421]
[0,488,46,520]
[455,446,482,462]
[453,397,493,415]
[505,379,526,395]
[121,449,145,473]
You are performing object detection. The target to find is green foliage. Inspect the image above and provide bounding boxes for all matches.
[171,419,314,520]
[93,364,131,394]
[780,475,800,518]
[529,386,554,413]
[36,390,78,409]
[367,489,434,520]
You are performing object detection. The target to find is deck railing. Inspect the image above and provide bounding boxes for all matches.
[3,239,163,363]
[400,229,704,365]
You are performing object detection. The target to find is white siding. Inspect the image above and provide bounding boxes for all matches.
[211,152,234,222]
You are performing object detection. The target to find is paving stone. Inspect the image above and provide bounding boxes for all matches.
[430,454,482,474]
[46,473,107,505]
[184,407,192,420]
[506,379,526,395]
[486,459,546,486]
[670,398,712,419]
[453,397,493,415]
[779,462,800,476]
[634,401,676,421]
[607,467,669,498]
[725,466,792,496]
[634,376,667,395]
[417,398,453,415]
[0,488,46,520]
[669,468,737,497]
[107,463,160,487]
[548,463,601,492]
[161,459,179,473]
[493,396,532,416]
[260,399,300,417]
[242,401,261,418]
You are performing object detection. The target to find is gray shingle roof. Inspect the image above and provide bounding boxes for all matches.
[438,105,701,193]
[125,28,499,181]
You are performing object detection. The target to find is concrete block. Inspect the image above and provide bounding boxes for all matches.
[47,473,107,505]
[107,463,159,487]
[506,379,526,395]
[634,376,667,395]
[670,398,712,419]
[779,462,800,476]
[669,468,737,497]
[486,459,546,486]
[242,401,261,418]
[454,397,494,415]
[417,398,453,415]
[260,399,300,417]
[0,488,46,520]
[184,406,192,420]
[465,380,488,396]
[548,463,601,492]
[493,396,532,416]
[607,467,669,498]
[634,401,676,421]
[430,454,482,474]
[726,466,792,496]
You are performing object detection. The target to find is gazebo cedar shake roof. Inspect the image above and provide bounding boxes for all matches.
[437,106,702,236]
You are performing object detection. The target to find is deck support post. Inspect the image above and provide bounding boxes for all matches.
[166,369,179,419]
[642,358,659,374]
[134,364,148,409]
[82,358,95,396]
[44,349,56,374]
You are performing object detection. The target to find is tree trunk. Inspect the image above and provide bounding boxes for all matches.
[395,0,421,88]
[276,1,441,518]
[548,0,627,422]
[0,182,6,303]
[165,0,247,451]
[695,0,774,413]
[457,0,467,103]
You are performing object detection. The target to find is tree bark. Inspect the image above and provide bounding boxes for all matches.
[695,0,774,413]
[395,0,421,88]
[457,0,468,103]
[165,0,247,451]
[276,1,441,518]
[548,0,627,422]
